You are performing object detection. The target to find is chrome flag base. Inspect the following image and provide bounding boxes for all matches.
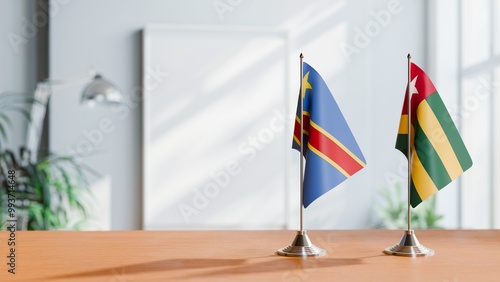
[277,230,326,257]
[384,230,434,257]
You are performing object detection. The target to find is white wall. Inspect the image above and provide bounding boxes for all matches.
[49,0,426,230]
[0,0,37,151]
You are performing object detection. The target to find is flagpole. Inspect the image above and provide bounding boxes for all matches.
[277,53,325,257]
[383,53,434,257]
[299,53,304,232]
[406,53,412,232]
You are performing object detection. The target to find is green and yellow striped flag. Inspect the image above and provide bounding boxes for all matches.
[396,62,472,208]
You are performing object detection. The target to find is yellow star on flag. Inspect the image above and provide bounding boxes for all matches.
[302,71,312,98]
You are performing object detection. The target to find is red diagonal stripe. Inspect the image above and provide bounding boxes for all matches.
[309,123,364,176]
[293,114,310,143]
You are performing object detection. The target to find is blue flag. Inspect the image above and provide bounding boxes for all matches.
[293,62,366,208]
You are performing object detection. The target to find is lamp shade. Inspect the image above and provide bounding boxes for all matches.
[81,74,122,106]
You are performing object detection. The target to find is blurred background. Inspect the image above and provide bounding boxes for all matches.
[0,0,498,230]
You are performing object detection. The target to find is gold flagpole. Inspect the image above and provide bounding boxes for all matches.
[383,54,434,257]
[277,53,325,257]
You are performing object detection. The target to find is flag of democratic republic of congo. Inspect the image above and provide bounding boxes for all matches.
[396,62,472,208]
[293,62,366,208]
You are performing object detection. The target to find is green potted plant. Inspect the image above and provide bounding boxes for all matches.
[0,92,95,230]
[372,181,444,229]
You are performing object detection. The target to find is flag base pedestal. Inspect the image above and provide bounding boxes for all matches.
[277,230,326,257]
[383,230,434,257]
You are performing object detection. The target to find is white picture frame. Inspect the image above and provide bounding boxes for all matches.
[142,24,292,230]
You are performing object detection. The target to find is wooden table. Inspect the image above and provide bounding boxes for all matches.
[0,230,499,281]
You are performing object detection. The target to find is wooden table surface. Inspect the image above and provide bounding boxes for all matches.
[0,230,499,281]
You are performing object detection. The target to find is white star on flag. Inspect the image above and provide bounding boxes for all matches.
[409,75,419,96]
